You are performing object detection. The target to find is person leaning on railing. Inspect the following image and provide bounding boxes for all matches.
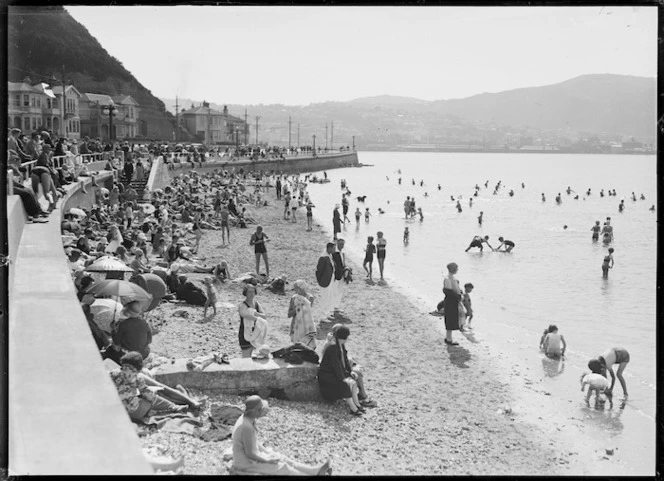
[7,153,50,222]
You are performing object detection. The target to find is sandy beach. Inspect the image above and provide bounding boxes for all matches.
[141,179,595,475]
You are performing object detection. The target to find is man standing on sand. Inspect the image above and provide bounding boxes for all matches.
[330,238,350,322]
[332,204,343,240]
[316,242,344,323]
[275,176,282,200]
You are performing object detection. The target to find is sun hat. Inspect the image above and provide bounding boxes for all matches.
[292,279,309,292]
[121,300,143,317]
[244,395,268,414]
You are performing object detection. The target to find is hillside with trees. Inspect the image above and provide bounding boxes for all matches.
[7,5,183,141]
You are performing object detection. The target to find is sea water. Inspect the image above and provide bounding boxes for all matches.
[305,152,657,474]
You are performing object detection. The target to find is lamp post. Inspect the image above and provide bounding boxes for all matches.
[235,127,240,154]
[312,134,316,156]
[102,102,118,141]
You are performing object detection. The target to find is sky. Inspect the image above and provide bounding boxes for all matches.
[65,6,657,106]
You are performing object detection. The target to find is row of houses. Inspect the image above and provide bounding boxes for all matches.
[7,81,249,145]
[8,81,141,140]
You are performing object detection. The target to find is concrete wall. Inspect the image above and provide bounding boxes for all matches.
[8,176,152,475]
[147,152,359,192]
[7,196,27,293]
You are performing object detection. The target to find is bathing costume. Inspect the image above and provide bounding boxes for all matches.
[503,240,515,248]
[252,232,267,254]
[376,241,386,259]
[364,244,375,262]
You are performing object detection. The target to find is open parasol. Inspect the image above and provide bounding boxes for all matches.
[68,207,87,218]
[85,255,134,273]
[139,203,156,215]
[85,279,153,312]
[89,298,123,334]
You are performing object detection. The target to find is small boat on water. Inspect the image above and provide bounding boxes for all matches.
[309,177,330,184]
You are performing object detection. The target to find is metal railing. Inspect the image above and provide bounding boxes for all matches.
[17,151,126,186]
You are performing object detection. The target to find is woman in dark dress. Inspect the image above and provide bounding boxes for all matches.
[443,262,462,346]
[317,325,365,416]
[332,205,342,240]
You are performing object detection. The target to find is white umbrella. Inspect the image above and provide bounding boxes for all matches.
[90,298,123,334]
[69,207,87,218]
[139,203,156,214]
[85,255,134,273]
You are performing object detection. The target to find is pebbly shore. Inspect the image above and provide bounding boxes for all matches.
[141,181,585,475]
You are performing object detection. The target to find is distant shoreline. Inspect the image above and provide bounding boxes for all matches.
[361,147,655,155]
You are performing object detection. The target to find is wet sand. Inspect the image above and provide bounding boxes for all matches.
[143,179,617,475]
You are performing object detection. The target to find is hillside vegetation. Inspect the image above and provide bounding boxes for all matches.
[8,5,179,140]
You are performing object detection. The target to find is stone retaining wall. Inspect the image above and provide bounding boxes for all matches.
[8,173,152,475]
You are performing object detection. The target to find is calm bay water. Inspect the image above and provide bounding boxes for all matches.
[305,152,657,474]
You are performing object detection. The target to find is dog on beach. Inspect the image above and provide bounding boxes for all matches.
[356,196,367,202]
[580,372,613,407]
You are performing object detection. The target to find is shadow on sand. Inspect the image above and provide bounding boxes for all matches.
[446,343,471,368]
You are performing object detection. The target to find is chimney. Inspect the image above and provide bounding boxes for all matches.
[223,105,228,115]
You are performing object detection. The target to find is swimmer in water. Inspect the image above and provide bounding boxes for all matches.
[478,211,483,226]
[469,198,473,207]
[601,247,614,279]
[591,221,601,241]
[618,200,625,213]
[456,201,462,213]
[417,207,423,221]
[640,193,645,200]
[541,193,546,202]
[649,205,655,211]
[437,184,441,190]
[521,182,525,189]
[424,192,428,198]
[403,227,409,244]
[377,208,385,214]
[494,237,515,252]
[450,195,455,202]
[555,193,562,204]
[465,235,493,252]
[563,225,568,230]
[420,180,424,187]
[354,207,361,223]
[364,207,371,223]
[398,177,402,185]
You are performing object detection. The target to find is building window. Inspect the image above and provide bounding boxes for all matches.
[23,118,30,130]
[36,97,41,108]
[23,95,29,106]
[14,95,20,107]
[32,118,38,130]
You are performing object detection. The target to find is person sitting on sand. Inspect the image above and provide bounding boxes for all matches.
[317,325,366,416]
[109,351,187,422]
[494,237,515,252]
[111,301,152,360]
[230,395,332,475]
[213,260,231,282]
[588,347,630,398]
[465,235,493,252]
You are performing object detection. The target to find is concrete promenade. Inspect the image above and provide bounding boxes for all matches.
[8,173,152,475]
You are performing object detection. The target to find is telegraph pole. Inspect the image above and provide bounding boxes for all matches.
[312,134,316,154]
[255,116,260,146]
[288,116,292,152]
[175,95,179,142]
[325,123,328,151]
[244,108,248,145]
[331,121,334,151]
[61,65,67,137]
[297,124,300,149]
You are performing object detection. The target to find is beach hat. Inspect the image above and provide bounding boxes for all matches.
[292,279,309,292]
[11,128,21,134]
[244,395,268,414]
[121,300,143,317]
[335,204,340,209]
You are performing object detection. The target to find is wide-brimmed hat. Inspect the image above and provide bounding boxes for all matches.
[244,395,268,414]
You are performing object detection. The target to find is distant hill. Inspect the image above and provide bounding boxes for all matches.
[7,5,183,141]
[162,74,655,148]
[428,74,655,138]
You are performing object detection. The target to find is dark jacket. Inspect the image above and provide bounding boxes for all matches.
[316,254,334,288]
[317,343,352,401]
[112,316,152,359]
[272,343,320,364]
[332,252,344,281]
[176,280,208,306]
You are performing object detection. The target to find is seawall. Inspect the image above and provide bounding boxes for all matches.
[148,151,359,191]
[8,174,152,475]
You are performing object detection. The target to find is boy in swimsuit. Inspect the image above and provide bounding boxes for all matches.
[495,237,515,252]
[355,207,361,223]
[591,221,601,241]
[462,283,474,330]
[363,236,375,280]
[478,211,483,226]
[364,208,371,223]
[465,235,492,252]
[588,347,630,398]
[403,227,409,244]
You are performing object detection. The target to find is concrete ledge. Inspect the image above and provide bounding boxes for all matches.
[7,195,27,292]
[8,175,152,475]
[154,358,323,402]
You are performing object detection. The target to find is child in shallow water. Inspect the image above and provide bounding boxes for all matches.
[580,372,613,408]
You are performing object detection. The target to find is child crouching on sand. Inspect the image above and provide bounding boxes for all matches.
[580,370,613,408]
